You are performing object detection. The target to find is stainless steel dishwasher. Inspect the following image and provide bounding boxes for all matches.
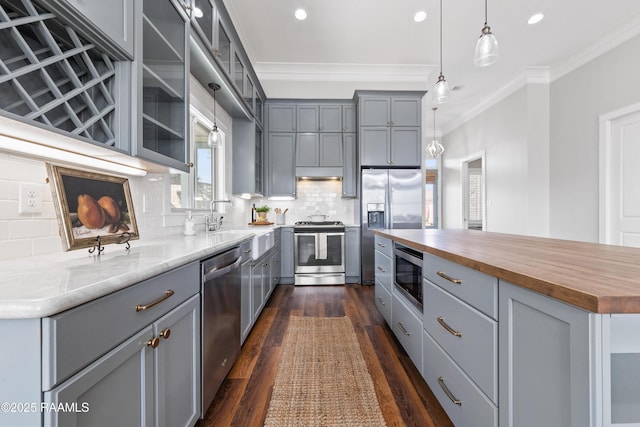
[201,246,242,413]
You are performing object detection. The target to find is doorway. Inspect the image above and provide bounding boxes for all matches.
[599,103,640,247]
[462,152,486,230]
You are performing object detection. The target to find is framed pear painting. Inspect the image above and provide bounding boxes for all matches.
[47,164,139,251]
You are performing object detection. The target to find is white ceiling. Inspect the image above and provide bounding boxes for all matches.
[222,0,640,133]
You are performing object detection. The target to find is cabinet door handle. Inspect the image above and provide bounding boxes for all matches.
[159,328,171,340]
[397,321,411,336]
[146,337,160,348]
[377,296,386,306]
[437,271,462,284]
[437,316,462,337]
[377,243,386,248]
[244,249,252,253]
[377,266,386,273]
[136,290,175,312]
[438,377,462,406]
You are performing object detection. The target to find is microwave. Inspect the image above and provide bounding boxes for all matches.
[394,244,423,310]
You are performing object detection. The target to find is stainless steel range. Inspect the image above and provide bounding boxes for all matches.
[293,221,345,285]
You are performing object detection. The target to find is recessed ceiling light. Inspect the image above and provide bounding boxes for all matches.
[295,9,307,20]
[192,7,203,18]
[528,13,544,25]
[414,11,427,22]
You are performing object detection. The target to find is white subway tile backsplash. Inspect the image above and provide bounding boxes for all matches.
[0,239,32,261]
[10,220,51,239]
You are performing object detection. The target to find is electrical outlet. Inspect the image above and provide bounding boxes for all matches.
[19,183,42,214]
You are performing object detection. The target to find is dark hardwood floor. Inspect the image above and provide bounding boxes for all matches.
[199,283,453,427]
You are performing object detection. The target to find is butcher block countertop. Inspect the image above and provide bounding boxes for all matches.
[375,229,640,314]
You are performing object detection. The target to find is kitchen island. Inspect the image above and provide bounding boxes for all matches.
[374,228,640,427]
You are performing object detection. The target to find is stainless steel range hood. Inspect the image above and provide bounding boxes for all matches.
[295,167,343,179]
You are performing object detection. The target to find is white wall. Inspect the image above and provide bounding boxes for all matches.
[442,87,532,234]
[550,34,640,242]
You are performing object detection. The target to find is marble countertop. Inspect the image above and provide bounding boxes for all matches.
[0,228,275,319]
[375,228,640,314]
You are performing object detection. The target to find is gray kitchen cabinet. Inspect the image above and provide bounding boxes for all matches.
[255,94,264,126]
[374,279,392,325]
[296,104,343,132]
[133,0,190,171]
[43,326,154,427]
[267,133,296,198]
[342,104,356,132]
[44,296,200,427]
[251,257,267,320]
[232,119,263,197]
[320,105,343,132]
[392,292,423,373]
[297,105,319,132]
[280,227,295,283]
[296,133,320,166]
[269,231,281,296]
[358,96,421,127]
[41,0,135,59]
[187,0,214,47]
[240,241,253,344]
[345,226,360,282]
[360,126,389,166]
[268,104,297,132]
[342,133,357,198]
[356,91,425,167]
[499,280,592,427]
[212,8,232,76]
[296,133,343,167]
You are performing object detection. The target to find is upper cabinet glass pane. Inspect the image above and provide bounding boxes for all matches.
[193,0,213,45]
[234,53,243,91]
[217,22,231,75]
[255,96,263,124]
[245,77,254,112]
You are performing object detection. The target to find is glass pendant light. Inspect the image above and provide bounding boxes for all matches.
[474,0,499,67]
[433,0,449,104]
[426,107,444,158]
[207,83,221,147]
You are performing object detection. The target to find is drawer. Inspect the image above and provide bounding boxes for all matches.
[423,280,497,403]
[374,279,392,325]
[423,252,498,319]
[42,262,199,390]
[423,330,498,427]
[392,292,423,374]
[374,235,393,257]
[374,250,392,291]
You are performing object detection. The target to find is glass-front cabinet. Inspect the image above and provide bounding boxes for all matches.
[213,15,232,76]
[233,52,244,93]
[190,0,214,45]
[135,0,190,171]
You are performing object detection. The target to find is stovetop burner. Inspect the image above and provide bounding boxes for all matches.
[294,220,345,226]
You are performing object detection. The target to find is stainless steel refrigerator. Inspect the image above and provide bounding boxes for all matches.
[361,168,423,285]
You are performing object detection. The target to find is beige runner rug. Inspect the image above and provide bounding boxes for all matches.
[264,316,387,426]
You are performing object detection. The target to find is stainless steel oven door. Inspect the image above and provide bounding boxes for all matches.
[294,231,345,274]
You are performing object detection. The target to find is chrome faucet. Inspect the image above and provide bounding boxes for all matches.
[207,199,234,231]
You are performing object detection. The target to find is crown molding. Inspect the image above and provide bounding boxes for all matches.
[441,67,551,135]
[255,62,436,83]
[551,13,640,82]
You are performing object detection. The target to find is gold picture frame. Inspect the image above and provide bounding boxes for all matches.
[46,164,140,251]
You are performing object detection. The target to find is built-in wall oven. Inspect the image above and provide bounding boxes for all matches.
[394,243,423,310]
[294,221,345,285]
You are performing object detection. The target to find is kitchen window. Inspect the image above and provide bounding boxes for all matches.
[170,108,224,210]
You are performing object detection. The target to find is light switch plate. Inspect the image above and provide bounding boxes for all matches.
[19,183,42,214]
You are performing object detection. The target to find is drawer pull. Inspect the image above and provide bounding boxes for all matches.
[377,243,386,248]
[398,321,411,336]
[160,328,171,340]
[146,337,160,348]
[377,266,386,273]
[437,316,462,337]
[438,377,462,406]
[136,290,175,312]
[377,296,386,306]
[437,271,462,284]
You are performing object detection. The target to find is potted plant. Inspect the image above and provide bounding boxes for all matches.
[255,205,270,222]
